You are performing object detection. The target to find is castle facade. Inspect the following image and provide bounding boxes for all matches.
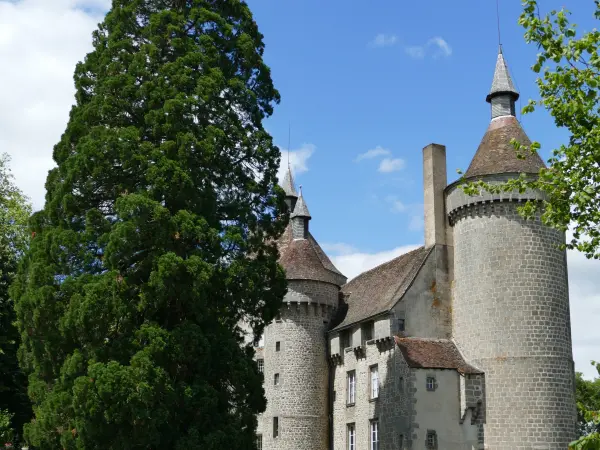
[252,48,577,450]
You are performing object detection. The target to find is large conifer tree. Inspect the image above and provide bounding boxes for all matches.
[10,1,286,448]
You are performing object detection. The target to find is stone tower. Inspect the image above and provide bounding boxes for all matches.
[258,170,347,450]
[446,47,577,449]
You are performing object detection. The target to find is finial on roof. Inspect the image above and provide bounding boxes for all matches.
[291,186,311,219]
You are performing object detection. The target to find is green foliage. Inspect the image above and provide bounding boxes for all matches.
[460,0,600,259]
[0,153,32,447]
[571,362,600,449]
[11,1,286,448]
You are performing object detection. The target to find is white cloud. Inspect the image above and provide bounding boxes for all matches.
[355,146,391,162]
[277,143,315,184]
[327,244,421,281]
[378,157,405,173]
[370,33,398,48]
[386,196,423,230]
[405,36,452,60]
[0,0,109,211]
[429,37,452,58]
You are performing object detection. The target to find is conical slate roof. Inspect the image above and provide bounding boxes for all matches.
[486,47,519,103]
[291,188,311,218]
[281,166,298,198]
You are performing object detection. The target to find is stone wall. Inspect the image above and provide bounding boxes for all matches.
[257,279,339,450]
[449,192,577,449]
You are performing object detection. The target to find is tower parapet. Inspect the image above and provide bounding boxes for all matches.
[447,47,577,449]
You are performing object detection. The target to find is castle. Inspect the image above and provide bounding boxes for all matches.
[251,47,577,450]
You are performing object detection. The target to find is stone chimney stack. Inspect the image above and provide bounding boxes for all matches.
[423,143,447,248]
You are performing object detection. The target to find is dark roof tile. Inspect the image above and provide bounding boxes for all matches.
[394,337,482,374]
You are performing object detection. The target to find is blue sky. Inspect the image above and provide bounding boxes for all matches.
[1,0,600,378]
[247,0,577,255]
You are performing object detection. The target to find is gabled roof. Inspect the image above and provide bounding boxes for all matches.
[486,47,519,103]
[277,224,346,286]
[331,246,430,331]
[394,337,482,374]
[463,115,545,179]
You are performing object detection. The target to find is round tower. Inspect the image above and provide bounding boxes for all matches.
[447,48,577,449]
[260,184,347,450]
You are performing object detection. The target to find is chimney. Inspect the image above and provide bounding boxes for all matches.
[423,143,447,247]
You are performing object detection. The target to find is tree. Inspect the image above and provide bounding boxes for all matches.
[10,1,287,448]
[461,0,600,260]
[572,362,600,449]
[0,153,32,447]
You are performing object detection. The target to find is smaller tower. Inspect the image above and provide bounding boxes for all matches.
[486,46,519,119]
[291,187,310,240]
[281,166,298,212]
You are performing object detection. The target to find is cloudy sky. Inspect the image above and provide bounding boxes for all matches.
[1,0,599,379]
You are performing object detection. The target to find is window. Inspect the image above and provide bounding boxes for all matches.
[370,365,379,400]
[399,434,404,449]
[397,318,405,332]
[341,330,352,349]
[426,430,437,449]
[276,341,281,351]
[256,434,262,450]
[347,371,356,405]
[273,417,279,438]
[274,373,280,386]
[257,359,264,373]
[426,376,436,391]
[398,376,404,393]
[347,423,356,450]
[362,321,374,344]
[370,420,379,450]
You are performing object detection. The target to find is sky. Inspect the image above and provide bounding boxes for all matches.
[1,0,599,379]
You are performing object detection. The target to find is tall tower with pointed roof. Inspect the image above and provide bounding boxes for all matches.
[256,173,347,450]
[446,48,577,448]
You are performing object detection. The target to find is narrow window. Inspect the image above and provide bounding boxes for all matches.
[399,434,404,449]
[276,341,281,352]
[426,430,437,449]
[256,434,262,450]
[257,359,264,373]
[347,423,356,450]
[399,376,404,393]
[347,371,356,405]
[370,420,379,450]
[333,391,336,402]
[362,321,374,344]
[274,373,280,386]
[273,417,279,438]
[341,330,352,349]
[426,376,436,391]
[370,365,379,400]
[397,318,405,332]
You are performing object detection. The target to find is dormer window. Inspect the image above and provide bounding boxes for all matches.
[340,329,352,349]
[362,321,374,344]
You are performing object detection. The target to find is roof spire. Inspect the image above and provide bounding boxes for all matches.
[486,47,519,119]
[291,186,311,219]
[281,166,298,198]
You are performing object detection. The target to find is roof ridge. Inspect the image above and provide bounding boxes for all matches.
[344,246,425,288]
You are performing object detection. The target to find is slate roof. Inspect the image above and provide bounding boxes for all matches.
[486,47,519,103]
[394,336,482,374]
[331,246,431,331]
[464,115,546,179]
[277,224,346,286]
[281,166,298,198]
[291,190,311,218]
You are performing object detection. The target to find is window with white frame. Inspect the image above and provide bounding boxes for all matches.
[257,359,264,373]
[370,365,379,400]
[256,434,262,450]
[426,430,437,449]
[347,423,356,450]
[370,420,379,450]
[274,373,280,386]
[426,376,436,391]
[347,371,356,405]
